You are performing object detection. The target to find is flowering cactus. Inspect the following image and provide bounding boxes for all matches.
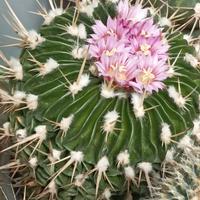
[0,0,200,199]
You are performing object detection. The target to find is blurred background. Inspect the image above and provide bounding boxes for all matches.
[0,1,49,199]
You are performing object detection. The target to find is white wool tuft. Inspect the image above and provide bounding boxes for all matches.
[96,156,109,172]
[60,114,74,132]
[70,151,84,163]
[3,122,10,135]
[124,166,135,180]
[29,157,38,167]
[40,58,59,76]
[27,30,45,50]
[13,91,26,103]
[166,67,175,78]
[184,53,198,68]
[44,8,64,25]
[26,94,38,110]
[69,74,90,95]
[67,25,79,36]
[9,57,23,80]
[79,0,99,17]
[160,123,172,146]
[102,188,112,200]
[183,34,192,43]
[16,129,27,141]
[72,46,88,59]
[178,135,193,150]
[131,93,145,118]
[48,180,57,194]
[159,17,172,27]
[167,86,186,108]
[74,174,86,187]
[117,150,130,167]
[194,3,200,17]
[138,162,152,174]
[78,24,87,39]
[103,110,119,133]
[67,24,87,39]
[192,118,200,141]
[35,125,47,140]
[101,84,115,99]
[165,148,175,163]
[52,149,61,161]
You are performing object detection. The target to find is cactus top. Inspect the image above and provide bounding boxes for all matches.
[88,0,170,94]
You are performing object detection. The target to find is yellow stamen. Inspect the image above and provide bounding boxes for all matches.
[140,44,151,56]
[138,69,155,85]
[105,48,117,57]
[141,30,150,38]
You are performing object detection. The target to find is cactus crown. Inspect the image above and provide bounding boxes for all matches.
[0,0,200,199]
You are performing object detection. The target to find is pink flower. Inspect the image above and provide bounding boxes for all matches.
[117,0,148,24]
[88,16,127,44]
[89,36,130,59]
[87,0,170,94]
[130,56,169,93]
[96,53,138,87]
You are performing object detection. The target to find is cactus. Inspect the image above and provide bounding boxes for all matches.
[0,0,200,199]
[154,130,200,200]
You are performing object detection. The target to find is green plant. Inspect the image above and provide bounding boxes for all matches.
[0,0,200,199]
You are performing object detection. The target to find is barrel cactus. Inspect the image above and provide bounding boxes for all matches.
[0,0,200,199]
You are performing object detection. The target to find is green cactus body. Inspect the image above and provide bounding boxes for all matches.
[1,0,200,199]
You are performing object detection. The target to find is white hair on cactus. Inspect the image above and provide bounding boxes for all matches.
[74,174,86,187]
[26,94,38,110]
[16,129,27,141]
[72,45,88,59]
[69,74,90,96]
[138,162,152,174]
[29,157,38,168]
[67,24,87,39]
[40,58,59,76]
[13,91,26,104]
[166,67,176,78]
[79,0,99,17]
[101,84,115,99]
[102,188,112,200]
[131,93,145,118]
[2,122,10,136]
[194,3,200,17]
[192,117,200,141]
[48,180,57,195]
[164,148,175,163]
[167,86,186,108]
[27,30,45,50]
[160,123,172,146]
[117,150,130,167]
[44,8,64,25]
[78,24,87,39]
[3,0,45,50]
[9,57,23,80]
[59,114,74,133]
[124,166,135,180]
[159,17,172,27]
[70,151,84,163]
[183,34,192,43]
[96,156,109,172]
[184,53,199,68]
[178,135,193,150]
[103,110,119,134]
[35,125,47,140]
[52,149,61,161]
